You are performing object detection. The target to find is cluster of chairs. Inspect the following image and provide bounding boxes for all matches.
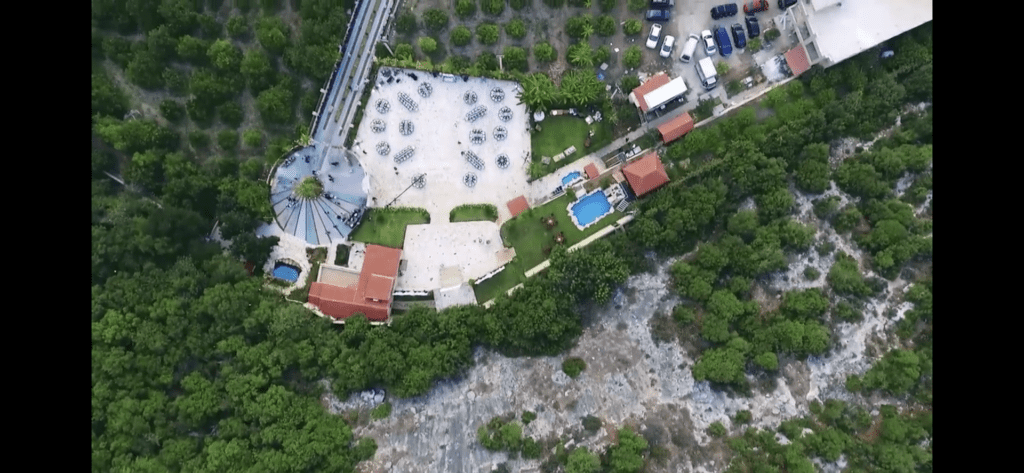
[283,155,296,167]
[371,119,386,133]
[490,87,505,102]
[399,120,414,136]
[394,146,415,164]
[375,99,390,114]
[496,154,510,169]
[470,129,486,145]
[464,150,485,170]
[464,91,478,105]
[418,82,432,98]
[465,105,487,122]
[413,174,426,188]
[498,106,513,122]
[376,142,390,156]
[398,92,418,112]
[493,126,507,141]
[463,172,478,187]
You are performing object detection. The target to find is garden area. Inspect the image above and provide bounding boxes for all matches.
[530,115,615,178]
[449,203,499,222]
[473,192,622,302]
[287,247,328,302]
[349,207,430,248]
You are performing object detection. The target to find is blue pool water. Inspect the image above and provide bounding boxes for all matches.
[571,191,612,227]
[273,262,301,283]
[562,171,582,187]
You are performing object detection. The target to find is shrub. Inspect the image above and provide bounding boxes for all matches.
[582,415,602,432]
[242,129,263,148]
[623,46,641,68]
[834,301,862,322]
[189,131,210,149]
[159,99,185,123]
[620,75,640,91]
[505,18,527,39]
[217,129,238,151]
[511,0,531,9]
[708,422,727,437]
[672,305,695,324]
[594,15,616,37]
[450,26,472,46]
[522,437,542,458]
[503,46,528,72]
[394,43,414,60]
[754,352,779,370]
[522,411,537,425]
[562,357,587,378]
[395,11,417,34]
[764,28,781,41]
[418,36,438,53]
[334,244,351,265]
[727,80,743,95]
[600,0,617,12]
[477,23,500,45]
[534,42,556,62]
[455,0,476,18]
[734,410,753,424]
[747,37,761,52]
[803,267,821,280]
[371,402,392,420]
[627,0,646,12]
[623,19,642,36]
[423,9,449,31]
[217,102,244,127]
[592,45,610,65]
[482,0,505,16]
[716,61,730,76]
[566,15,593,40]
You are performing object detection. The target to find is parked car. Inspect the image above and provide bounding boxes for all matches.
[714,25,732,56]
[744,0,769,13]
[650,0,675,6]
[731,23,746,49]
[778,0,797,8]
[701,29,717,56]
[710,3,738,19]
[745,15,761,37]
[660,35,676,58]
[679,33,700,62]
[645,8,672,21]
[646,23,663,49]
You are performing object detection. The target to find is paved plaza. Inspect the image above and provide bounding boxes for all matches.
[397,222,515,293]
[352,68,533,225]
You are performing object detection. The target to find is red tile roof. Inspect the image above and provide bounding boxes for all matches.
[658,112,694,144]
[507,195,529,218]
[622,152,670,197]
[631,73,671,112]
[584,163,599,180]
[308,244,402,322]
[785,44,812,77]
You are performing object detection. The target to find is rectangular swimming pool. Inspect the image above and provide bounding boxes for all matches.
[569,190,613,228]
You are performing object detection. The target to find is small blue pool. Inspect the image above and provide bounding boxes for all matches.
[571,191,612,227]
[273,262,301,283]
[562,171,582,187]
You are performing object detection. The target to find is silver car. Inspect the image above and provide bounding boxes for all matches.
[646,23,663,49]
[701,29,717,56]
[660,35,676,58]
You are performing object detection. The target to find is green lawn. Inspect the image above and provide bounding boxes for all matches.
[529,116,615,179]
[473,193,622,303]
[349,207,430,248]
[449,204,498,222]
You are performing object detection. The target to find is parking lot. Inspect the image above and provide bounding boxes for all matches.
[639,1,794,107]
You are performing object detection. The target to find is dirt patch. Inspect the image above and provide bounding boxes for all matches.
[781,360,811,405]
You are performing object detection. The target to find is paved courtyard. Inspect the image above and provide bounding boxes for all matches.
[352,68,533,225]
[397,222,515,293]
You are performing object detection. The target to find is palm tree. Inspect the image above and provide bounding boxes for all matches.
[516,72,557,112]
[567,42,594,68]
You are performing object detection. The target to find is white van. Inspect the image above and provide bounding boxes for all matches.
[679,34,700,63]
[696,57,719,90]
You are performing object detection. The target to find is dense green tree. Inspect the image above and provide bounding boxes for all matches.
[559,70,605,106]
[861,349,922,395]
[692,347,746,384]
[256,81,295,124]
[606,427,648,473]
[623,46,641,68]
[483,278,580,356]
[92,71,131,120]
[207,39,242,72]
[126,49,165,89]
[158,99,185,123]
[566,15,594,39]
[482,0,505,15]
[832,205,862,233]
[780,289,829,320]
[755,187,795,222]
[94,117,178,155]
[476,23,500,45]
[241,49,276,92]
[567,42,594,68]
[450,25,472,46]
[395,11,417,34]
[623,19,642,36]
[394,43,414,60]
[620,75,640,92]
[566,447,601,473]
[503,46,528,72]
[476,51,499,71]
[256,16,290,54]
[827,252,872,297]
[532,42,556,62]
[455,0,476,17]
[516,72,558,111]
[505,18,527,39]
[423,9,449,31]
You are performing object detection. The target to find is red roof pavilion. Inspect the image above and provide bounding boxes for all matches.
[506,195,529,218]
[657,112,694,144]
[785,44,812,77]
[622,152,670,197]
[584,163,599,180]
[308,244,402,322]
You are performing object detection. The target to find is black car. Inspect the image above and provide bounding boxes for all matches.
[731,23,747,49]
[650,0,675,6]
[745,15,760,37]
[778,0,797,8]
[711,4,739,19]
[646,8,672,21]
